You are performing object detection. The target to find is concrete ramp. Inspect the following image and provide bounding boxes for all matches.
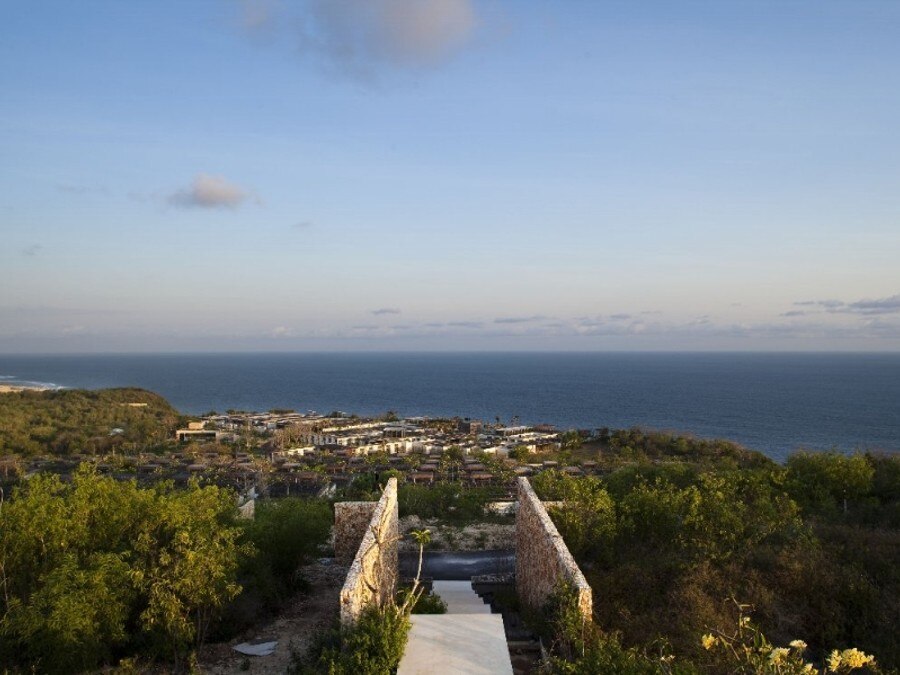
[398,581,513,675]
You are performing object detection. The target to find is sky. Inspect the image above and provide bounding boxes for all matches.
[1,0,899,353]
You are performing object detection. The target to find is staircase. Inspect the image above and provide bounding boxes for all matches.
[398,580,514,674]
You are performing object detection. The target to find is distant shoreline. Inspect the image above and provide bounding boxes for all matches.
[0,384,55,394]
[2,352,898,458]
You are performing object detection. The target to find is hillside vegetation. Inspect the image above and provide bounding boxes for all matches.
[0,388,181,456]
[532,450,900,672]
[1,389,897,672]
[0,467,332,673]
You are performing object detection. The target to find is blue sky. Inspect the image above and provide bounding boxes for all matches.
[2,0,899,352]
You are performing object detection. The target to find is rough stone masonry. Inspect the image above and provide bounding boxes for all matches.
[337,477,399,625]
[515,477,592,621]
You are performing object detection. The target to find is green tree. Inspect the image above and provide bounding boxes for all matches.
[0,466,247,672]
[786,452,875,518]
[507,445,531,462]
[560,430,583,451]
[532,470,617,559]
[132,481,247,661]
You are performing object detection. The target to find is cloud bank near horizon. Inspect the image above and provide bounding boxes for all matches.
[2,292,898,352]
[794,295,900,316]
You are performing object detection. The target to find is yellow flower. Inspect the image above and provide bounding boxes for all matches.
[790,640,808,651]
[701,634,717,650]
[802,665,816,674]
[827,650,842,671]
[769,648,790,665]
[840,648,875,669]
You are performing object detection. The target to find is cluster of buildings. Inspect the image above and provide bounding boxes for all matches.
[167,412,576,495]
[181,412,565,460]
[3,412,591,498]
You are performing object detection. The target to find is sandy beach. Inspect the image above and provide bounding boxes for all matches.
[0,384,53,394]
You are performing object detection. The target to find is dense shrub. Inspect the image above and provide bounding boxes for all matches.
[398,482,505,524]
[540,583,885,675]
[531,470,616,561]
[241,498,332,588]
[209,497,333,641]
[340,470,385,501]
[0,387,181,456]
[786,452,900,528]
[786,452,875,519]
[0,466,247,672]
[539,583,698,675]
[536,457,900,670]
[602,427,772,469]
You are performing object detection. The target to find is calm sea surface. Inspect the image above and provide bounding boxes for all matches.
[1,352,898,462]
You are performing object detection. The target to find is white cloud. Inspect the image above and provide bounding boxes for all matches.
[168,174,253,209]
[242,0,479,79]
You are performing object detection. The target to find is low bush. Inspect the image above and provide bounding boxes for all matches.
[700,601,882,674]
[400,588,447,614]
[293,604,410,675]
[538,583,697,675]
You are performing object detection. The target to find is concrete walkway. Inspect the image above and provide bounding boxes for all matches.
[398,581,513,675]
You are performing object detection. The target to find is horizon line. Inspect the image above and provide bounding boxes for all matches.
[2,349,900,357]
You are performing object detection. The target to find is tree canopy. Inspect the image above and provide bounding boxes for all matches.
[0,467,247,672]
[0,387,181,457]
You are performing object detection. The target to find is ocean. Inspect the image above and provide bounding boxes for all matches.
[1,352,898,462]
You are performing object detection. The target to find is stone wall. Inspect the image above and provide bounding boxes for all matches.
[237,498,255,520]
[516,477,592,620]
[338,477,399,626]
[334,501,377,563]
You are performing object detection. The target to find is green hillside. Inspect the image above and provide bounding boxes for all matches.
[0,388,182,456]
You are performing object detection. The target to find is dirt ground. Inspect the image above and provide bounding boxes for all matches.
[197,518,515,673]
[198,560,346,674]
[398,515,516,551]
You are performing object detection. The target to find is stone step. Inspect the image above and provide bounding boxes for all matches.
[398,614,514,675]
[432,580,491,614]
